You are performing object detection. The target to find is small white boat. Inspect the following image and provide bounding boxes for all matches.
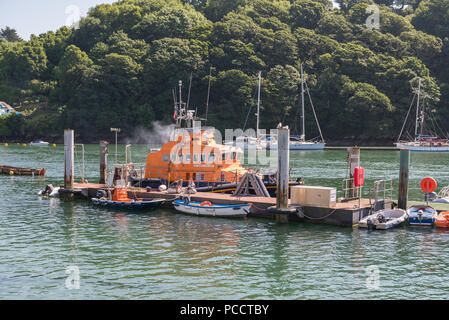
[173,199,249,218]
[30,140,49,146]
[358,209,407,230]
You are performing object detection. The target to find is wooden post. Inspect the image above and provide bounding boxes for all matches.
[398,149,410,210]
[100,141,109,184]
[64,129,74,189]
[347,147,360,199]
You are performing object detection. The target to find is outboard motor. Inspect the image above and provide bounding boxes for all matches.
[418,210,423,222]
[377,214,386,224]
[96,189,108,199]
[425,192,438,202]
[367,218,374,230]
[39,184,54,196]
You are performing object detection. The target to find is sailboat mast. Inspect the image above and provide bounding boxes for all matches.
[256,71,261,139]
[415,78,422,141]
[301,65,305,141]
[205,65,212,124]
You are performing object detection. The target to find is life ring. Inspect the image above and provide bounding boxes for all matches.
[200,201,212,207]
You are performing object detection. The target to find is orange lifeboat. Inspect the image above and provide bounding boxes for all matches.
[435,211,449,228]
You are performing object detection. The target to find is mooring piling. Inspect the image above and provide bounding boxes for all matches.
[276,126,289,209]
[63,129,75,200]
[347,147,361,198]
[268,125,296,223]
[100,141,109,184]
[398,149,410,210]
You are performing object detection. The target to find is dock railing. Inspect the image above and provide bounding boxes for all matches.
[373,179,393,204]
[341,178,361,201]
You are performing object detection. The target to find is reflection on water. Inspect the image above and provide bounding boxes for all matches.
[1,145,449,299]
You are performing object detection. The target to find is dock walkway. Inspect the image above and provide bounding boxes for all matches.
[70,183,393,227]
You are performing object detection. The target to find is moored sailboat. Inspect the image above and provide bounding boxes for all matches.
[396,78,449,152]
[268,65,325,150]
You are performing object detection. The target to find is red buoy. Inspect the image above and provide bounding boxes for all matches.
[420,177,437,193]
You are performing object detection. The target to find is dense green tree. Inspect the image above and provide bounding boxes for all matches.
[0,0,447,142]
[0,26,23,42]
[290,0,327,30]
[412,0,449,39]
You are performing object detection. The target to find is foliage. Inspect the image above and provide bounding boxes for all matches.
[0,0,447,141]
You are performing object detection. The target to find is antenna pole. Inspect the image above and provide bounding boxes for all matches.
[187,72,192,109]
[301,64,305,142]
[256,71,262,139]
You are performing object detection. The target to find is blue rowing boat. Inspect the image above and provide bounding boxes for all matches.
[407,205,438,226]
[91,197,165,210]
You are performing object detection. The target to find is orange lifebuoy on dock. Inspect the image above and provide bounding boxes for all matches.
[420,177,437,193]
[200,201,212,207]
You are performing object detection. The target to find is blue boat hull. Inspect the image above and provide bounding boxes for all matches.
[92,198,165,211]
[407,205,437,226]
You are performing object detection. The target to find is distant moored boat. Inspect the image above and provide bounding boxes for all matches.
[30,140,49,146]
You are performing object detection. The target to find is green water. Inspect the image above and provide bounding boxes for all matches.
[1,143,449,299]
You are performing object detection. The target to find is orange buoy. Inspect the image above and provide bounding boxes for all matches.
[420,177,437,193]
[435,212,449,228]
[200,201,212,207]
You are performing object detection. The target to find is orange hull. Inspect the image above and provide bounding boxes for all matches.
[435,212,449,228]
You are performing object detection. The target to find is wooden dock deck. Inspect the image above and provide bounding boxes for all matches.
[68,183,393,227]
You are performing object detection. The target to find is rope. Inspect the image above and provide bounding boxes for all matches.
[242,86,258,131]
[305,80,325,142]
[302,208,338,220]
[397,93,416,142]
[249,203,270,212]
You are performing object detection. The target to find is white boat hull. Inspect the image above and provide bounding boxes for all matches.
[359,209,407,230]
[30,142,49,146]
[396,143,449,152]
[269,142,325,150]
[174,200,249,218]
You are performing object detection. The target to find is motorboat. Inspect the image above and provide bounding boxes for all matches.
[358,209,407,230]
[173,198,249,218]
[406,205,438,226]
[91,187,165,210]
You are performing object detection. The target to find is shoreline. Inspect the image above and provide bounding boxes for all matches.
[0,135,397,147]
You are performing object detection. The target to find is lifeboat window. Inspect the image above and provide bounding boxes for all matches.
[193,154,199,163]
[171,153,177,162]
[221,153,227,162]
[201,154,206,162]
[195,172,205,182]
[163,154,169,162]
[208,153,216,163]
[185,154,191,163]
[221,173,226,182]
[232,152,237,160]
[178,153,183,162]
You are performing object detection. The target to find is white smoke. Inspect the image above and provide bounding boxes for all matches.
[127,122,176,145]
